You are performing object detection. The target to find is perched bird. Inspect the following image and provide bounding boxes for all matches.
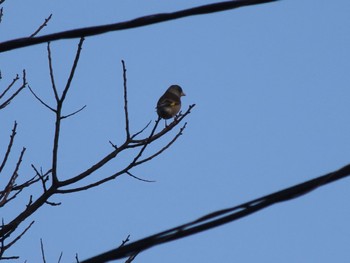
[156,85,186,119]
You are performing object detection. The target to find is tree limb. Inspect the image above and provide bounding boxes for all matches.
[0,0,279,53]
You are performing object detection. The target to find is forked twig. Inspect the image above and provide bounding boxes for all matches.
[0,70,27,110]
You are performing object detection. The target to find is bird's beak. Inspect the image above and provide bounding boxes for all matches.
[181,92,186,96]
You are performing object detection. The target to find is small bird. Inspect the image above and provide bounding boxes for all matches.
[156,85,186,120]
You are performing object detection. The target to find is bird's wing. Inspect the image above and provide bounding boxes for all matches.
[157,98,179,108]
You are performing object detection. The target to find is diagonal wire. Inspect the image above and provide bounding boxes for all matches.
[81,163,350,263]
[0,0,279,53]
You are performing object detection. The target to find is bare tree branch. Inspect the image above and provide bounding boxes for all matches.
[134,122,187,167]
[28,85,56,113]
[119,235,130,248]
[60,37,85,104]
[80,163,350,262]
[125,252,139,263]
[0,121,17,174]
[47,42,59,102]
[0,0,279,53]
[1,221,34,252]
[55,113,190,193]
[0,74,19,100]
[121,60,130,140]
[51,37,85,184]
[40,238,47,263]
[0,51,194,260]
[61,105,86,119]
[0,147,26,207]
[0,7,3,25]
[130,120,152,140]
[126,171,155,183]
[30,14,53,38]
[0,70,27,110]
[57,252,63,263]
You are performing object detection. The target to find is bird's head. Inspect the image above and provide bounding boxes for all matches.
[167,85,186,97]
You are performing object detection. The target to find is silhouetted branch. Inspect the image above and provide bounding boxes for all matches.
[47,42,59,101]
[125,252,139,263]
[134,122,187,167]
[61,105,87,119]
[28,85,56,112]
[55,115,189,193]
[60,37,85,104]
[0,0,279,53]
[0,121,17,173]
[0,7,3,25]
[1,221,34,253]
[81,163,350,262]
[0,147,26,207]
[0,51,193,260]
[31,165,50,192]
[130,104,195,145]
[30,14,53,38]
[121,60,131,140]
[51,37,85,184]
[57,252,63,263]
[40,238,47,263]
[126,171,155,183]
[131,120,152,140]
[0,70,27,110]
[0,74,19,100]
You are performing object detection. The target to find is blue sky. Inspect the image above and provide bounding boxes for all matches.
[1,0,350,262]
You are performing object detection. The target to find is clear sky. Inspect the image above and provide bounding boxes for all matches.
[1,0,350,262]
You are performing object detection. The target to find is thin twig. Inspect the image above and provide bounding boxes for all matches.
[0,7,3,25]
[0,147,26,207]
[47,42,59,102]
[134,123,187,167]
[57,252,63,263]
[0,121,17,173]
[129,118,160,165]
[121,60,130,139]
[0,70,27,109]
[0,74,19,100]
[131,120,152,139]
[126,171,155,183]
[31,164,49,192]
[45,200,61,206]
[30,14,53,38]
[28,85,56,112]
[60,37,85,104]
[2,221,35,251]
[131,104,195,145]
[119,235,130,248]
[40,238,47,263]
[61,105,86,119]
[125,252,139,263]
